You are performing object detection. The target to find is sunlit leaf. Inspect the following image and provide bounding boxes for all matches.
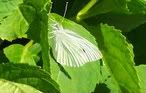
[0,79,42,93]
[4,42,41,65]
[98,24,140,93]
[136,65,146,93]
[0,0,28,41]
[0,0,23,19]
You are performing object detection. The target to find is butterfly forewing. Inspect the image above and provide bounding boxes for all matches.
[51,24,102,67]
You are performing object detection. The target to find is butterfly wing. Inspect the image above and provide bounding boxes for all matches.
[53,28,102,67]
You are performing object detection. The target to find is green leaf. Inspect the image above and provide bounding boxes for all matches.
[23,0,50,12]
[97,13,146,32]
[76,0,129,20]
[0,63,60,93]
[3,41,41,65]
[0,79,42,93]
[21,1,51,72]
[19,4,36,24]
[19,0,51,42]
[48,13,101,93]
[40,11,50,72]
[51,61,101,93]
[27,17,41,42]
[127,0,146,14]
[80,23,141,92]
[0,0,23,19]
[0,0,29,41]
[98,67,122,93]
[76,0,146,20]
[97,24,140,93]
[136,65,146,93]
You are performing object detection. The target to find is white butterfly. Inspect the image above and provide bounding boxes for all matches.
[49,17,102,67]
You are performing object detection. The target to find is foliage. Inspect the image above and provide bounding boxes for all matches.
[0,0,145,93]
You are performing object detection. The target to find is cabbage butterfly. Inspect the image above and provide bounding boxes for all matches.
[48,3,102,67]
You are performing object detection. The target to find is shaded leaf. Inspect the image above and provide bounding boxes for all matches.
[95,13,146,32]
[0,50,9,64]
[125,23,146,64]
[20,1,51,72]
[76,0,129,20]
[76,0,146,20]
[127,0,146,14]
[27,17,41,42]
[0,63,60,93]
[40,11,50,72]
[19,4,36,24]
[23,0,50,12]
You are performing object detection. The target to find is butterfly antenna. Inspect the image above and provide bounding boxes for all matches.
[61,2,68,23]
[48,2,54,21]
[48,2,53,14]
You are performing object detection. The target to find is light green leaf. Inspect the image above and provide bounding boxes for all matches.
[3,41,41,65]
[48,13,101,93]
[0,63,60,93]
[136,65,146,93]
[98,24,140,93]
[0,79,42,93]
[0,0,23,19]
[51,61,101,93]
[0,0,29,41]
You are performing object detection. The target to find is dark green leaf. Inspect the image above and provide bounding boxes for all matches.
[96,13,146,32]
[127,0,146,14]
[0,63,60,93]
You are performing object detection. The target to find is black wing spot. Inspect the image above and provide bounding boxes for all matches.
[82,49,86,53]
